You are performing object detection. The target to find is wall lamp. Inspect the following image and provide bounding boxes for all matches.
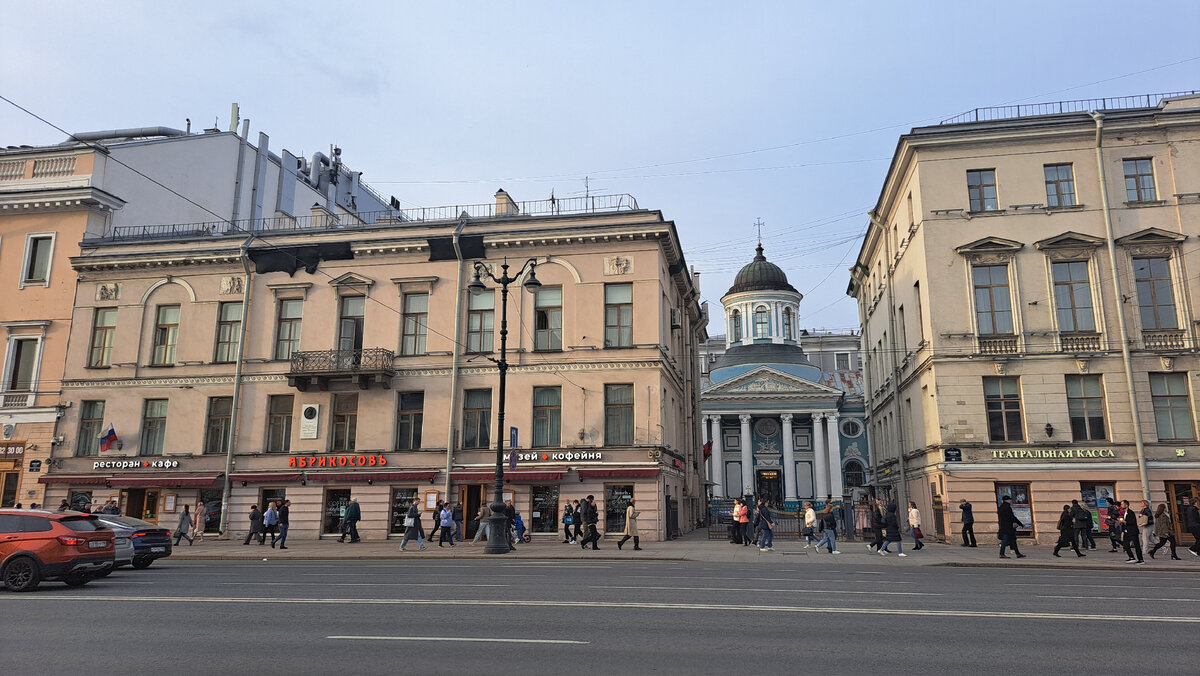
[1044,423,1054,438]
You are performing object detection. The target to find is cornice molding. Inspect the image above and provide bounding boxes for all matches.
[0,186,125,213]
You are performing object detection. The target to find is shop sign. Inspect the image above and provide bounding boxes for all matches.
[288,454,387,468]
[507,451,603,463]
[990,448,1116,460]
[944,448,962,462]
[0,442,25,458]
[93,459,180,469]
[28,459,41,473]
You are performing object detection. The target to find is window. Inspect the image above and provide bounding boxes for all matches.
[753,307,770,338]
[534,287,562,351]
[4,338,38,391]
[77,400,105,457]
[730,310,742,342]
[1133,258,1177,329]
[389,487,419,533]
[966,169,998,212]
[274,299,303,360]
[338,296,365,352]
[466,292,494,353]
[984,377,1023,442]
[604,484,634,533]
[1052,261,1095,332]
[151,305,180,365]
[1123,158,1156,202]
[21,235,54,285]
[331,393,358,452]
[531,485,559,533]
[401,293,428,356]
[214,302,243,363]
[462,389,491,449]
[996,483,1033,535]
[604,283,633,348]
[140,399,168,456]
[1150,373,1193,440]
[972,265,1013,335]
[844,460,865,488]
[835,352,851,370]
[203,397,233,455]
[604,384,634,445]
[266,394,293,453]
[914,281,925,341]
[532,386,561,447]
[782,307,793,341]
[395,392,423,450]
[1066,375,1106,441]
[88,308,118,367]
[1044,164,1076,207]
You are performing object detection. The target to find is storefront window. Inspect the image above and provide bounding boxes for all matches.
[1080,483,1115,533]
[531,485,559,533]
[0,472,18,507]
[200,489,223,533]
[260,488,286,510]
[995,483,1031,536]
[143,490,159,521]
[604,484,634,533]
[323,489,351,535]
[69,490,93,512]
[390,487,418,533]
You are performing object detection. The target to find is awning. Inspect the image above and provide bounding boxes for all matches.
[229,473,302,483]
[308,471,438,482]
[38,474,110,485]
[107,473,223,488]
[450,468,566,482]
[577,468,660,479]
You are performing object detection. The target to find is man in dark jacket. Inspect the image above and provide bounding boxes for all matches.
[242,505,265,545]
[579,495,600,550]
[1187,500,1200,557]
[276,500,290,550]
[958,499,977,547]
[340,497,362,543]
[1122,500,1144,564]
[997,495,1026,559]
[1070,500,1093,551]
[452,502,464,542]
[755,498,776,551]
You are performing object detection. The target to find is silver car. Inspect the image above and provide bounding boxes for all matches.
[94,523,135,575]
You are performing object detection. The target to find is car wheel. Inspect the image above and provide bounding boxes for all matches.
[2,556,41,592]
[132,557,153,569]
[63,573,90,587]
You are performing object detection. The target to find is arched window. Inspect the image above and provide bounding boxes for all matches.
[844,460,865,488]
[782,307,794,340]
[730,310,742,342]
[754,307,770,338]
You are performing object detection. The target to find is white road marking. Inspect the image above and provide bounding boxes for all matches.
[325,636,588,644]
[625,575,915,584]
[220,582,508,587]
[1009,583,1200,591]
[588,585,936,596]
[21,595,1200,624]
[1037,595,1200,603]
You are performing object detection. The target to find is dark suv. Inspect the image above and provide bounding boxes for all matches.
[0,510,115,591]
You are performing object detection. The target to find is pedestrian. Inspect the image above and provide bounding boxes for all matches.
[471,501,492,545]
[754,498,774,552]
[192,501,207,542]
[579,494,600,550]
[803,501,818,548]
[729,498,743,544]
[815,504,840,554]
[438,503,456,547]
[1121,500,1144,564]
[1105,507,1122,552]
[571,499,584,543]
[242,505,265,545]
[908,501,924,550]
[340,497,361,543]
[958,498,977,547]
[1187,497,1200,557]
[997,495,1026,559]
[276,500,290,550]
[562,501,576,544]
[1148,503,1181,560]
[452,502,464,542]
[263,501,280,546]
[400,499,426,551]
[878,502,905,556]
[1053,504,1084,557]
[868,499,885,552]
[503,499,518,550]
[734,498,751,547]
[57,499,70,512]
[618,499,642,551]
[1138,500,1156,554]
[428,500,443,541]
[174,504,194,546]
[104,499,121,515]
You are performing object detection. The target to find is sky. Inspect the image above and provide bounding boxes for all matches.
[3,1,1199,332]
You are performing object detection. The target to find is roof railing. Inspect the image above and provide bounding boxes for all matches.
[939,91,1198,125]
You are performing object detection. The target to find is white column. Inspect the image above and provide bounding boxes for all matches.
[826,412,844,500]
[739,414,753,497]
[812,412,829,500]
[709,415,724,498]
[781,413,797,501]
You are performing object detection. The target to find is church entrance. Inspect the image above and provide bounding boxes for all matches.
[756,469,783,507]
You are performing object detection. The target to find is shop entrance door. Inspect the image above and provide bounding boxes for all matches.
[756,470,782,507]
[0,471,18,507]
[1167,482,1197,540]
[460,485,486,539]
[122,488,161,522]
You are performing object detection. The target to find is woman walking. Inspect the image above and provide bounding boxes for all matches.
[803,501,818,548]
[174,504,194,546]
[735,499,751,546]
[400,499,426,551]
[192,501,207,543]
[1053,504,1084,557]
[438,503,456,547]
[814,504,840,554]
[263,502,279,546]
[618,500,642,550]
[879,502,906,556]
[429,500,444,542]
[868,499,885,552]
[1148,503,1181,560]
[562,501,576,544]
[908,501,924,550]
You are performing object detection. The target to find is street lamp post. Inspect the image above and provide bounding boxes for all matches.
[467,257,541,555]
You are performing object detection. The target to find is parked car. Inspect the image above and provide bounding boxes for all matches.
[0,509,115,591]
[93,523,135,576]
[95,515,172,568]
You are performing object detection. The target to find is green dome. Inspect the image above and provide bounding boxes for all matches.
[726,244,796,295]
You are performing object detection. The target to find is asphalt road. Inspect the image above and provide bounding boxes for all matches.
[3,558,1198,675]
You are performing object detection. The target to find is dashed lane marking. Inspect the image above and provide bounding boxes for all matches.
[325,636,588,644]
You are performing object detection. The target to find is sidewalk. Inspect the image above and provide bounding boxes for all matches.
[168,531,1200,570]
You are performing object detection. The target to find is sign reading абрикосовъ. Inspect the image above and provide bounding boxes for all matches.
[990,448,1117,460]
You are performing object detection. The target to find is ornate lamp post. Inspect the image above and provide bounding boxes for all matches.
[467,257,541,555]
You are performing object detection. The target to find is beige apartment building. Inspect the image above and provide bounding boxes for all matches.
[849,92,1200,544]
[41,188,707,542]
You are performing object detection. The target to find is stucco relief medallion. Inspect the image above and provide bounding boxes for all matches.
[219,276,245,295]
[96,283,120,301]
[603,256,632,275]
[754,418,779,437]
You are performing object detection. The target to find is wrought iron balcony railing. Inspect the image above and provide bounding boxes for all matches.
[287,348,396,391]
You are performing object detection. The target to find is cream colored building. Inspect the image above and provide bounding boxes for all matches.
[42,187,706,542]
[849,92,1200,544]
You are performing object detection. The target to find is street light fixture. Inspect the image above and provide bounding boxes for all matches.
[467,257,541,555]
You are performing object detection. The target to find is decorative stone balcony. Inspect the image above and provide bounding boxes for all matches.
[1142,329,1186,351]
[287,348,396,391]
[1059,332,1102,353]
[978,336,1019,355]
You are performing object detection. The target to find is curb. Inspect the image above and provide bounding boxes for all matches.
[935,561,1198,573]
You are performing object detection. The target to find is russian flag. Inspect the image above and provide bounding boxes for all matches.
[99,425,117,452]
[703,440,713,459]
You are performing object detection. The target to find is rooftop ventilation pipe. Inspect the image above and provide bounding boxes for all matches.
[59,127,186,145]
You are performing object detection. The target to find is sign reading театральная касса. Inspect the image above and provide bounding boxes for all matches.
[990,448,1117,460]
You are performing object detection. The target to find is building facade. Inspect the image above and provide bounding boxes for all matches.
[849,92,1200,543]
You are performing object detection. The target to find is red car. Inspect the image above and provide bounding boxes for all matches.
[0,510,115,591]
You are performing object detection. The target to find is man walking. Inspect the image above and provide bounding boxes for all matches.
[242,504,265,545]
[471,501,491,545]
[997,495,1026,559]
[1122,499,1145,564]
[452,502,464,542]
[1070,500,1091,552]
[276,500,290,549]
[959,498,977,547]
[571,499,584,543]
[340,497,361,543]
[1138,500,1155,554]
[1187,497,1200,557]
[754,498,774,552]
[580,495,600,550]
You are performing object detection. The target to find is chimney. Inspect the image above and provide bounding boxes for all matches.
[495,189,519,216]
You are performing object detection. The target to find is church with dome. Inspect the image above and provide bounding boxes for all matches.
[700,242,869,509]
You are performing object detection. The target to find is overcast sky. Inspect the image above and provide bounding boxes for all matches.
[3,1,1198,331]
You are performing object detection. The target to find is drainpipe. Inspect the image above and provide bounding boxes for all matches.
[443,217,470,496]
[1091,112,1150,501]
[218,236,254,537]
[870,212,909,513]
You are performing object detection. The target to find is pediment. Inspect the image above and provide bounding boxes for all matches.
[328,272,375,288]
[704,366,843,398]
[1115,227,1186,245]
[1034,231,1104,250]
[955,236,1024,255]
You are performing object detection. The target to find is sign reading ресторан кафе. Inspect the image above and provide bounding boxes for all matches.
[990,448,1116,460]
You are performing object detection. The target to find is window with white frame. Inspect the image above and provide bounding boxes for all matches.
[753,306,770,338]
[20,234,55,287]
[3,337,40,394]
[835,352,851,370]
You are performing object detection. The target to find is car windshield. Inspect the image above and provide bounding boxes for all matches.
[61,516,108,532]
[98,515,159,529]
